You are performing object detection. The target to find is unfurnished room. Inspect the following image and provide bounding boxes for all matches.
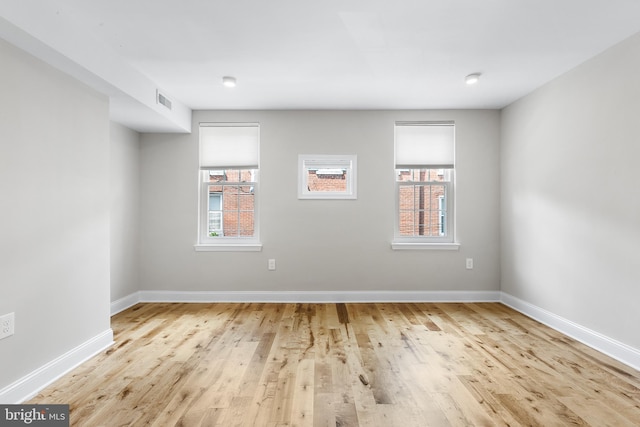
[1,1,640,426]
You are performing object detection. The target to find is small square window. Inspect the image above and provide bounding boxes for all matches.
[298,154,357,199]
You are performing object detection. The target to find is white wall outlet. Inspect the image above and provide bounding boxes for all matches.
[268,259,276,271]
[466,258,474,269]
[0,312,15,340]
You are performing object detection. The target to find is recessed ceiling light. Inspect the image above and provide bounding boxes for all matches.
[465,73,481,85]
[222,76,237,88]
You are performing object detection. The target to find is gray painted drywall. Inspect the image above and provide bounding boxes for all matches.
[501,32,640,349]
[0,39,111,389]
[110,122,141,302]
[140,110,500,293]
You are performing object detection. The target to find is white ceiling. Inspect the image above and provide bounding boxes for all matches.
[2,0,640,132]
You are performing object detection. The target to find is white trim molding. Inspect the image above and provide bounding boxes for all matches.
[111,290,500,313]
[193,243,263,252]
[111,291,142,316]
[501,292,640,372]
[138,290,501,303]
[0,329,114,404]
[391,242,460,251]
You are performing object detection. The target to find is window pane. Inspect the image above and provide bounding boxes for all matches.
[222,210,255,236]
[204,171,256,238]
[220,185,255,237]
[209,193,221,210]
[208,211,222,235]
[306,169,347,192]
[398,182,447,237]
[237,210,255,236]
[207,191,223,236]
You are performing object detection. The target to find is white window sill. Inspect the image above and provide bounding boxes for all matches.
[391,242,460,251]
[194,243,263,252]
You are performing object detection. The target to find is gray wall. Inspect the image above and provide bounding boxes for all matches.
[140,110,501,293]
[0,39,111,388]
[501,32,640,349]
[110,122,141,302]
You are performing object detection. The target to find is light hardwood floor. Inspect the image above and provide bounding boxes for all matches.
[29,303,640,426]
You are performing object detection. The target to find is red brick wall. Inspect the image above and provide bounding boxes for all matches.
[306,171,347,192]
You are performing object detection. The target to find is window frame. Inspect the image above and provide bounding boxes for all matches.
[298,154,357,200]
[197,170,260,250]
[195,123,262,252]
[393,169,455,244]
[392,122,459,251]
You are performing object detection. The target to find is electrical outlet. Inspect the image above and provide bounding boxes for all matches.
[268,259,276,271]
[0,312,15,340]
[466,258,474,270]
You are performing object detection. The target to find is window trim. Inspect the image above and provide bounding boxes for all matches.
[194,242,263,252]
[391,242,460,251]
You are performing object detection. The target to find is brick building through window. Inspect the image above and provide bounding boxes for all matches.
[397,169,448,237]
[305,169,347,193]
[207,169,256,237]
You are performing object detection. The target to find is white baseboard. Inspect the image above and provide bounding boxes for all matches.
[137,289,502,303]
[111,291,142,315]
[0,329,114,404]
[501,292,640,372]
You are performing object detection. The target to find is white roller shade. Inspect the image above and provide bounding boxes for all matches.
[200,123,259,169]
[395,122,455,168]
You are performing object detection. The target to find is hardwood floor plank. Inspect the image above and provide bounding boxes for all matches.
[289,357,315,426]
[559,395,639,427]
[238,332,277,395]
[457,375,522,426]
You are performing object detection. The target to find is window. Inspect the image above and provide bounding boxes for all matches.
[196,123,261,251]
[298,154,357,199]
[393,122,457,249]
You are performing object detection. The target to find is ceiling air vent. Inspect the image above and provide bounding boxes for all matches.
[156,89,172,110]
